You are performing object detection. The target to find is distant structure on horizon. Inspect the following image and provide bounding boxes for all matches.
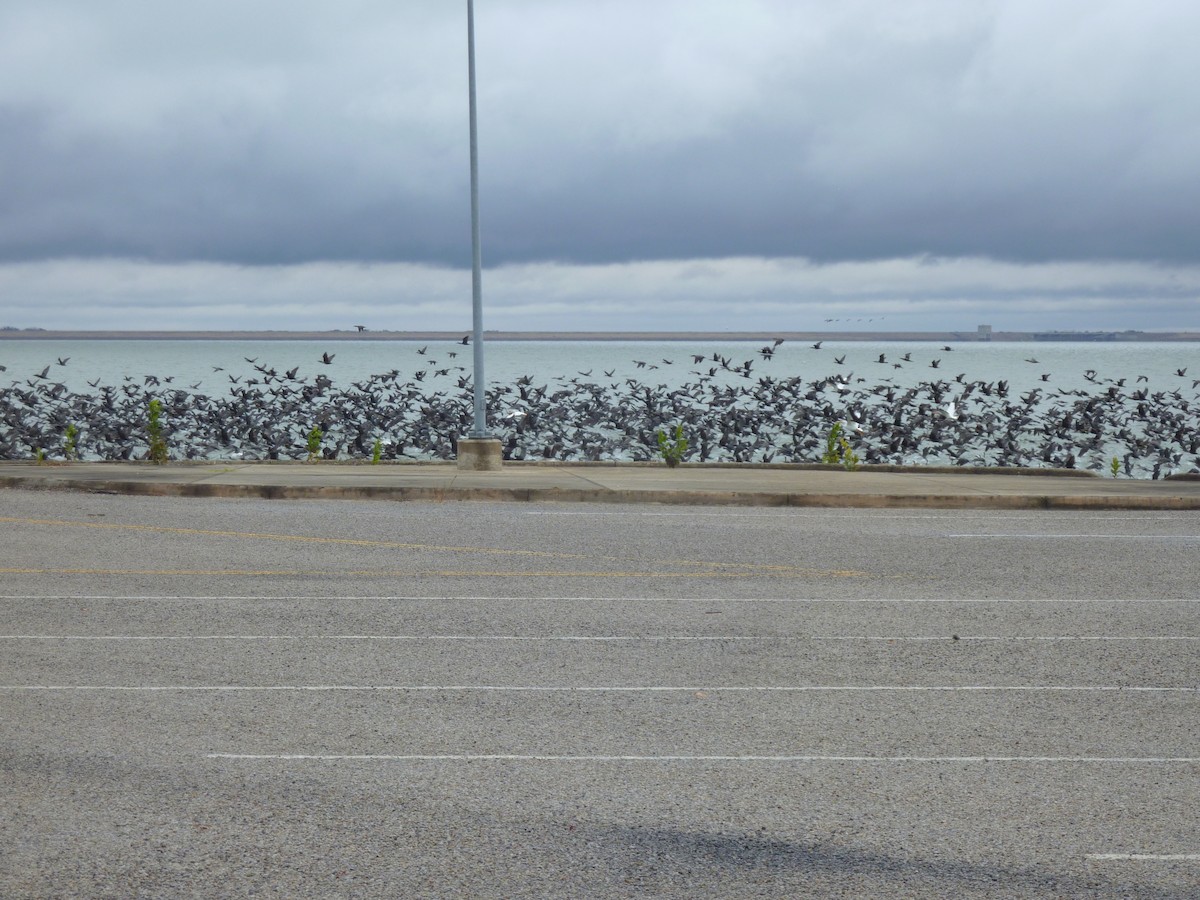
[1030,330,1145,342]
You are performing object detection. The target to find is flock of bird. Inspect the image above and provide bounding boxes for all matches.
[1,340,1197,479]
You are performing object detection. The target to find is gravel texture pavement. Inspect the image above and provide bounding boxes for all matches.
[2,488,1198,897]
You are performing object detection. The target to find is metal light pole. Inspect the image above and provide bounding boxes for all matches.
[466,0,489,439]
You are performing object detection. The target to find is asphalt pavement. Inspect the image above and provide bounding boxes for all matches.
[2,491,1199,898]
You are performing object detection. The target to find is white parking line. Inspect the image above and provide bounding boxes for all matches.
[6,684,1199,693]
[945,534,1199,540]
[812,636,1200,642]
[0,634,751,641]
[523,512,1190,522]
[1,595,1198,603]
[206,753,1200,763]
[1086,854,1200,861]
[3,634,1198,642]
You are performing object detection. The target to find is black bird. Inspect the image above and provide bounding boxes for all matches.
[834,355,846,365]
[57,357,70,366]
[461,336,470,345]
[811,341,823,350]
[929,359,941,369]
[321,352,335,364]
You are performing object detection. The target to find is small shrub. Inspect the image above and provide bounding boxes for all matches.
[306,425,323,462]
[1110,456,1121,478]
[371,437,383,464]
[64,423,79,461]
[655,424,688,468]
[147,399,169,463]
[821,422,859,471]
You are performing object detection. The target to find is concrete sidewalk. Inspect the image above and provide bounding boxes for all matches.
[2,460,1199,509]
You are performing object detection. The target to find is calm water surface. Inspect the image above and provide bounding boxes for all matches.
[3,339,1196,399]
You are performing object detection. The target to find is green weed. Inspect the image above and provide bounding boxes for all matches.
[655,424,688,468]
[821,422,860,471]
[146,399,169,463]
[306,425,324,462]
[63,423,79,461]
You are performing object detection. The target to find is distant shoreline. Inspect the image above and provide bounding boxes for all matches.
[2,329,1198,342]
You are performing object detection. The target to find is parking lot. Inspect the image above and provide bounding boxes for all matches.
[2,488,1199,897]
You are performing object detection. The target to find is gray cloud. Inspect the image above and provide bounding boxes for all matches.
[2,256,1196,333]
[1,1,1198,334]
[2,0,1198,269]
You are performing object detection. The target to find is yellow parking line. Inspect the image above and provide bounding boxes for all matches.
[0,516,575,559]
[0,567,864,578]
[0,515,870,578]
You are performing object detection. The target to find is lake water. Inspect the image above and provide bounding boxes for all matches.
[2,338,1196,399]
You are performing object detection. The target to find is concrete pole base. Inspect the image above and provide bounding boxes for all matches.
[456,437,503,471]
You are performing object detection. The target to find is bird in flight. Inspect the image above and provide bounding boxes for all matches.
[321,352,335,364]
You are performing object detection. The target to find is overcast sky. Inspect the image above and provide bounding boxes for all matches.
[1,0,1197,332]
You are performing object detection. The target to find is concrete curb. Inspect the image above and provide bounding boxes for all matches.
[5,475,1200,510]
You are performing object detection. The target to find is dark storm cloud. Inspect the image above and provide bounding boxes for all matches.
[0,102,472,266]
[1,0,1198,268]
